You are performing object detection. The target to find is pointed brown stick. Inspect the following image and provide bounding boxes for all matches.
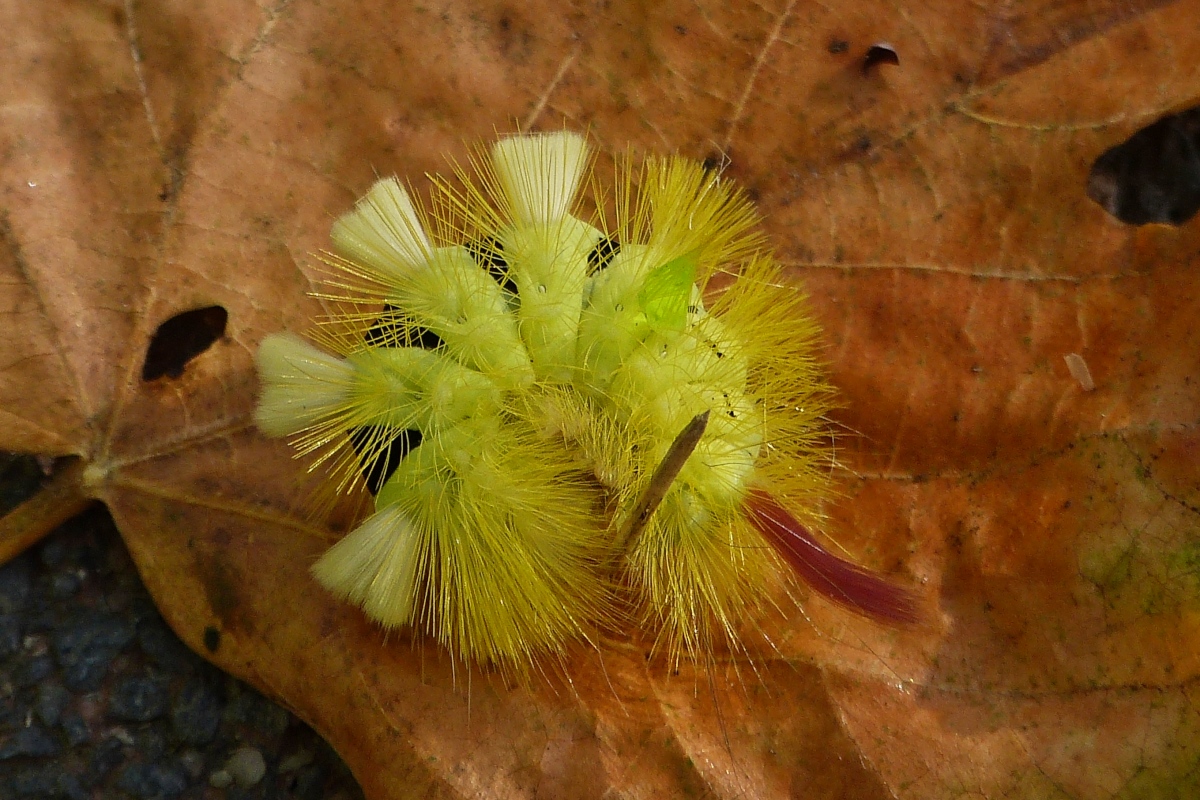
[614,410,710,551]
[744,489,920,624]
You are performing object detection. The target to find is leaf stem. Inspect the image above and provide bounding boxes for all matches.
[0,458,94,565]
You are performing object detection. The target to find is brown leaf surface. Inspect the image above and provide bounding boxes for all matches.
[3,0,1199,796]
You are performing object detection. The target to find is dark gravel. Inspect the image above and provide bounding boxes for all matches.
[0,455,364,800]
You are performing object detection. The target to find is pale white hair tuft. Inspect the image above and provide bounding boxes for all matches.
[312,503,422,627]
[254,333,354,437]
[491,131,589,224]
[331,178,432,278]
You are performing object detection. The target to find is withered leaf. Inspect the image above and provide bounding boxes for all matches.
[1,0,1198,796]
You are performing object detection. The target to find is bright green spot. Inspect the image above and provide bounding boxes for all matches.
[638,251,697,332]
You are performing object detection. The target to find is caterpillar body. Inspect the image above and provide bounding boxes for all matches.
[255,132,917,669]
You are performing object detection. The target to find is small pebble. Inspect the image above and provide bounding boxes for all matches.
[0,700,20,731]
[39,537,68,568]
[0,725,61,759]
[179,747,207,778]
[109,726,136,746]
[85,736,125,784]
[12,766,87,800]
[16,653,54,687]
[0,557,31,613]
[226,745,267,787]
[171,675,221,745]
[61,713,90,746]
[209,768,234,789]
[36,681,69,726]
[280,748,314,773]
[117,761,189,799]
[226,688,291,741]
[133,725,167,761]
[108,671,170,722]
[0,614,20,657]
[77,691,105,724]
[51,571,82,597]
[52,612,136,691]
[23,633,49,656]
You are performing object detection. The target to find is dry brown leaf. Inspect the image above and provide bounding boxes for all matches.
[2,0,1198,796]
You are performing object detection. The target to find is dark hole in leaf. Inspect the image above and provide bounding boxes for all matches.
[348,427,422,494]
[466,236,519,295]
[141,306,227,381]
[202,626,220,653]
[0,453,48,513]
[863,43,899,72]
[365,304,444,350]
[1086,106,1200,226]
[587,237,620,273]
[828,39,849,55]
[700,152,731,174]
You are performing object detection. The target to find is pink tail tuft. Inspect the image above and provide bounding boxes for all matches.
[744,490,920,624]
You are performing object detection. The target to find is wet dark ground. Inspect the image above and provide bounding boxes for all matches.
[0,455,365,800]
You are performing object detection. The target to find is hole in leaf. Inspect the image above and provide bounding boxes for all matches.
[348,427,421,494]
[0,453,49,512]
[1086,106,1200,226]
[141,306,228,381]
[863,43,899,72]
[587,237,620,273]
[365,305,444,350]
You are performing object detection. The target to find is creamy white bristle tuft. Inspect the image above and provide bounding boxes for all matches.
[311,503,422,627]
[491,131,589,223]
[330,177,432,277]
[254,333,354,437]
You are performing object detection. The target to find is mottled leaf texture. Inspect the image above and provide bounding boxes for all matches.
[2,1,1198,797]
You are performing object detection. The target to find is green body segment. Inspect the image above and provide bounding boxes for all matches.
[387,245,534,389]
[575,243,655,389]
[347,347,501,433]
[499,217,603,382]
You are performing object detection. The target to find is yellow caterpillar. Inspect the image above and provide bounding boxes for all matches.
[255,131,916,669]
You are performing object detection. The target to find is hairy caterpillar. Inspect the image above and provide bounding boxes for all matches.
[255,131,917,669]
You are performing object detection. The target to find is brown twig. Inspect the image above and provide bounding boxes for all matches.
[614,410,710,550]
